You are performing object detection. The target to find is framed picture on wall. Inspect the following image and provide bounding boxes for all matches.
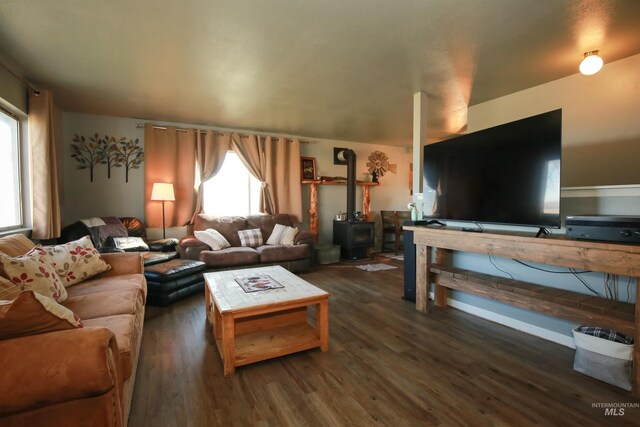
[300,157,317,180]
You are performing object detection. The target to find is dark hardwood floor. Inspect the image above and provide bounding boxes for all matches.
[129,257,640,426]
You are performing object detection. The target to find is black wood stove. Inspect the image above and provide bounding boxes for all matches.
[332,149,375,260]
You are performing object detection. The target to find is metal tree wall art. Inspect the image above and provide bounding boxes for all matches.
[114,138,144,183]
[70,134,103,182]
[95,135,122,179]
[70,133,144,182]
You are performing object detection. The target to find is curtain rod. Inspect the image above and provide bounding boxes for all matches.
[0,59,40,93]
[136,123,309,143]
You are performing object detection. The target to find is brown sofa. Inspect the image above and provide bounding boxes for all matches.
[0,234,146,427]
[180,214,314,273]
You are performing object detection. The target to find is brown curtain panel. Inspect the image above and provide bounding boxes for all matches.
[265,137,302,222]
[28,89,61,239]
[144,125,196,227]
[230,134,275,214]
[191,131,230,223]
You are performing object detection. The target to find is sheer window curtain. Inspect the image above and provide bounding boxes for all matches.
[28,89,61,239]
[144,125,196,227]
[191,131,230,223]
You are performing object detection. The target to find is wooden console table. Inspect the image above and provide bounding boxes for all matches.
[405,225,640,394]
[301,179,380,240]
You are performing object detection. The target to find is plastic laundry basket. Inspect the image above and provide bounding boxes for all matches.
[572,326,633,391]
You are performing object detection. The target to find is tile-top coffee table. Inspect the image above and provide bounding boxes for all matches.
[204,265,329,376]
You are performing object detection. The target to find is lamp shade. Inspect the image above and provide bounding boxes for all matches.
[579,51,603,76]
[151,183,175,201]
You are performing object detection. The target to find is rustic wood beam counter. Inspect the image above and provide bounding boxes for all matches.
[405,225,640,395]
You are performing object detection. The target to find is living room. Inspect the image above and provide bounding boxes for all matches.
[1,1,640,426]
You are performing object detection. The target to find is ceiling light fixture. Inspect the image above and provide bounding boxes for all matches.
[579,50,603,75]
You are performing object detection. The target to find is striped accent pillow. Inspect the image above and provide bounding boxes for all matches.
[194,229,231,251]
[0,275,20,301]
[238,229,263,248]
[266,224,299,246]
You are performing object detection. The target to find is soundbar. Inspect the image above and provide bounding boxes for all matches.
[566,215,640,244]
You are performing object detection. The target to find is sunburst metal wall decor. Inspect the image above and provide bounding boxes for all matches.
[366,151,390,176]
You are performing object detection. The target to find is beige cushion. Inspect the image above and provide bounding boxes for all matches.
[0,291,83,340]
[83,313,141,380]
[266,224,299,246]
[194,229,231,251]
[41,236,111,287]
[0,246,67,302]
[63,287,144,320]
[66,273,147,300]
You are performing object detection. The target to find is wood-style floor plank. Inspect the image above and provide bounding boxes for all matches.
[129,258,640,426]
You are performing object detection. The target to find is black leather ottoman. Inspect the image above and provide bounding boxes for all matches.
[144,259,206,306]
[142,251,180,267]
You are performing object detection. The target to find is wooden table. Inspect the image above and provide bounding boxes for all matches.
[406,225,640,395]
[204,265,329,376]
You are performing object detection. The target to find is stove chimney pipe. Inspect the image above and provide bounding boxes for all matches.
[337,149,357,222]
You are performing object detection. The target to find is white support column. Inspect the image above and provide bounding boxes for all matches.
[413,91,428,199]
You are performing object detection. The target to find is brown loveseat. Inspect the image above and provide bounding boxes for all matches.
[0,234,146,427]
[180,214,314,273]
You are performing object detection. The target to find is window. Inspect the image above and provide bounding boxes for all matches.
[0,109,22,230]
[203,151,262,216]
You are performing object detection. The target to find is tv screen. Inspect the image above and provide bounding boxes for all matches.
[422,109,562,228]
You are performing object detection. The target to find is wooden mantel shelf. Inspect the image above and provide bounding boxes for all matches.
[301,180,380,240]
[301,179,380,187]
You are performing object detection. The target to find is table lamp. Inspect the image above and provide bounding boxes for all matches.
[151,182,175,238]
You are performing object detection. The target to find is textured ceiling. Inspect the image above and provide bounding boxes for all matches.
[1,0,639,146]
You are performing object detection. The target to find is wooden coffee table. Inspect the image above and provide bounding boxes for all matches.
[204,265,329,376]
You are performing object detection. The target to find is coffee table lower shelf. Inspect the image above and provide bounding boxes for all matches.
[204,266,330,376]
[214,323,321,368]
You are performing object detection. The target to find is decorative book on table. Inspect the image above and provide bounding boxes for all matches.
[234,274,284,293]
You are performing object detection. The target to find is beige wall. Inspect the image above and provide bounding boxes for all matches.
[467,53,640,187]
[61,112,145,225]
[62,112,412,245]
[300,141,413,247]
[0,65,27,114]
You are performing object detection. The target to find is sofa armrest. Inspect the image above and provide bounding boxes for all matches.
[179,235,205,248]
[295,230,315,246]
[0,327,120,416]
[97,252,144,277]
[179,235,210,261]
[294,230,315,258]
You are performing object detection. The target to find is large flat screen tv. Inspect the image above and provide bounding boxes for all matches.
[422,109,562,228]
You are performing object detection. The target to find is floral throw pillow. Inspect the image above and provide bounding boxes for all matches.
[0,291,83,340]
[0,246,67,302]
[40,236,111,287]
